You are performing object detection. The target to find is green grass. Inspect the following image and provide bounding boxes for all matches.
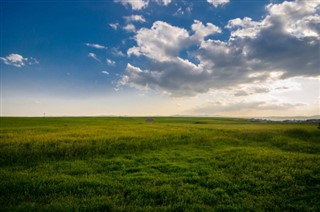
[1,117,320,211]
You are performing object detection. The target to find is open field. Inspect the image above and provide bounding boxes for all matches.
[1,117,320,210]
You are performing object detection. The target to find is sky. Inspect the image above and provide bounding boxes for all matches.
[1,0,319,117]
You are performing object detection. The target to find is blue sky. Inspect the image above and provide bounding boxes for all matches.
[1,0,319,116]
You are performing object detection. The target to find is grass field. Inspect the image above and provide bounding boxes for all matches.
[1,117,320,210]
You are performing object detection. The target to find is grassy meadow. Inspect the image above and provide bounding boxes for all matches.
[0,117,320,210]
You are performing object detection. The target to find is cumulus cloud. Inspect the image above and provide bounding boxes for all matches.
[1,54,25,67]
[225,17,263,38]
[127,20,220,62]
[120,0,320,97]
[224,0,320,78]
[0,53,39,68]
[207,0,229,7]
[191,20,222,41]
[123,24,136,32]
[124,15,146,23]
[128,21,190,61]
[85,43,107,49]
[88,53,100,62]
[115,0,149,10]
[120,59,213,96]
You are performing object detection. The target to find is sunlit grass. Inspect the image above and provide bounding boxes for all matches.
[1,117,319,210]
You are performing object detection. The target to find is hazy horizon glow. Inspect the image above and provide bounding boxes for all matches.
[1,0,319,117]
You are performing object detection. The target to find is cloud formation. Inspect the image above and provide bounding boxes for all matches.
[124,15,146,23]
[127,20,221,62]
[207,0,230,7]
[123,24,136,32]
[233,86,270,97]
[109,23,119,30]
[115,0,172,10]
[88,53,100,62]
[116,0,226,10]
[115,0,149,10]
[120,0,320,96]
[0,53,39,68]
[112,48,125,57]
[101,70,110,75]
[128,21,190,61]
[106,59,116,66]
[155,0,171,6]
[189,100,304,115]
[85,43,107,49]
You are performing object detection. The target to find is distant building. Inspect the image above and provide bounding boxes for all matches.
[146,118,154,122]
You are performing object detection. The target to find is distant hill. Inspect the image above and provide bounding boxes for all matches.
[257,115,320,121]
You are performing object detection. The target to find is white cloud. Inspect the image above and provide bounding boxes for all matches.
[115,0,173,10]
[85,43,107,49]
[121,0,320,97]
[106,59,116,66]
[123,24,136,32]
[101,71,110,75]
[266,0,320,39]
[88,53,100,62]
[0,53,39,68]
[191,20,221,41]
[128,21,189,61]
[127,20,220,61]
[115,0,149,10]
[207,0,229,7]
[155,0,171,6]
[224,0,320,78]
[226,17,263,38]
[124,15,146,23]
[109,23,119,30]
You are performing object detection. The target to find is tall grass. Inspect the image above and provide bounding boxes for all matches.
[1,117,319,210]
